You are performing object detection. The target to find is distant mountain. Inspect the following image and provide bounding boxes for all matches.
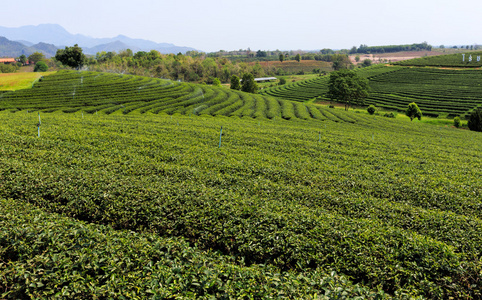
[0,36,58,58]
[85,41,141,55]
[16,40,34,47]
[0,24,199,54]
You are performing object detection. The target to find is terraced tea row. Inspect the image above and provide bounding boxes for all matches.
[1,198,380,299]
[0,71,365,124]
[261,66,482,118]
[1,111,481,298]
[368,68,482,118]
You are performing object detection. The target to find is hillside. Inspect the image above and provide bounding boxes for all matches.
[394,51,482,67]
[0,71,363,123]
[0,36,58,58]
[1,71,481,298]
[261,65,482,118]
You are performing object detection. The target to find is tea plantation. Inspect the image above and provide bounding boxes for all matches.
[1,71,482,299]
[0,70,358,123]
[261,64,482,119]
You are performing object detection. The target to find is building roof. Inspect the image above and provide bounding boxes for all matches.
[0,58,16,63]
[254,77,277,82]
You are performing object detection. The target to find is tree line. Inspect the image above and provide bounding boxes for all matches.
[349,42,432,54]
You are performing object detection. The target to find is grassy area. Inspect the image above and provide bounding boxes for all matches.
[0,72,55,91]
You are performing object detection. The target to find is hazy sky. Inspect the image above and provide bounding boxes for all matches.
[2,0,482,52]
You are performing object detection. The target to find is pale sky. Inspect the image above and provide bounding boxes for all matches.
[2,0,482,52]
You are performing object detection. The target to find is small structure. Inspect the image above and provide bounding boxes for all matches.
[254,77,277,83]
[0,58,16,64]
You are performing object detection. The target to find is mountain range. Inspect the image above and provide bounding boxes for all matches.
[0,24,198,57]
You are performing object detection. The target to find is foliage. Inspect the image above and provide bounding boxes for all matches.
[1,199,387,299]
[454,116,461,128]
[394,51,482,68]
[212,77,221,87]
[18,54,27,65]
[0,71,354,123]
[241,73,258,94]
[34,61,48,72]
[55,44,86,70]
[230,75,241,90]
[327,69,369,110]
[355,42,432,54]
[0,104,481,298]
[467,109,482,132]
[331,54,352,70]
[406,102,422,121]
[261,65,482,120]
[361,59,372,67]
[27,52,45,64]
[367,104,376,115]
[0,64,19,74]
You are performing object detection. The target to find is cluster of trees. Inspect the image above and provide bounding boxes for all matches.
[327,69,370,110]
[230,74,258,93]
[87,49,280,83]
[349,42,432,54]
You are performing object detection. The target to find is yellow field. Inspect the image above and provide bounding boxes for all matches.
[0,72,55,91]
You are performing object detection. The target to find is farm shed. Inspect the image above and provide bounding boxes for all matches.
[0,58,16,64]
[254,77,277,82]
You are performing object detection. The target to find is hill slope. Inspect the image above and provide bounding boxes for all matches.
[0,36,58,58]
[0,71,365,124]
[261,65,482,118]
[394,51,482,67]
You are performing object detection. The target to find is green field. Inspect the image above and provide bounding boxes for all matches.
[1,71,482,299]
[261,65,482,119]
[0,72,54,91]
[394,51,482,67]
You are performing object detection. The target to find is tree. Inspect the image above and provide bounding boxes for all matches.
[355,55,360,63]
[55,44,86,70]
[279,78,286,85]
[212,77,221,87]
[295,54,301,62]
[28,52,45,65]
[367,105,376,115]
[327,69,369,111]
[361,59,372,67]
[18,54,28,65]
[453,116,461,128]
[230,75,241,90]
[279,54,284,63]
[241,73,258,94]
[34,61,48,72]
[332,54,352,71]
[467,109,482,132]
[405,102,422,121]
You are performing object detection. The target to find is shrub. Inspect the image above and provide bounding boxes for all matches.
[367,105,376,115]
[279,78,286,85]
[406,102,422,121]
[453,116,461,128]
[384,112,396,118]
[34,61,48,72]
[468,109,482,132]
[329,105,335,108]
